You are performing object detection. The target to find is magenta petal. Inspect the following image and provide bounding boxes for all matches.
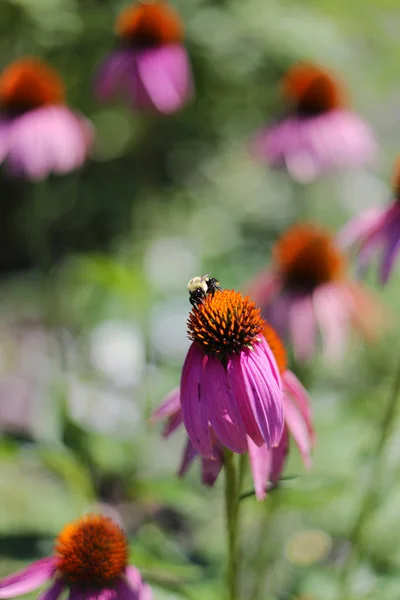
[282,370,314,443]
[283,395,312,469]
[138,585,152,600]
[201,450,223,487]
[203,356,247,453]
[115,578,141,600]
[336,207,384,249]
[38,580,65,600]
[7,107,92,180]
[178,438,198,477]
[227,356,264,447]
[96,51,136,102]
[380,227,400,284]
[244,342,284,447]
[151,388,183,437]
[136,45,192,114]
[313,284,349,361]
[124,567,142,592]
[180,343,212,458]
[270,428,289,483]
[247,437,272,500]
[289,294,317,361]
[0,558,56,598]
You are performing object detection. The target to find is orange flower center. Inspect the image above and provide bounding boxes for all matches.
[282,63,345,116]
[0,58,65,114]
[262,323,287,374]
[187,289,264,358]
[274,224,345,289]
[116,2,184,47]
[55,515,128,586]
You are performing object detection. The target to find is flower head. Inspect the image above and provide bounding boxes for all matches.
[180,289,283,458]
[0,514,151,600]
[281,63,345,116]
[248,223,386,361]
[116,2,184,47]
[251,62,376,182]
[96,1,193,114]
[0,57,93,180]
[338,157,400,284]
[152,323,314,500]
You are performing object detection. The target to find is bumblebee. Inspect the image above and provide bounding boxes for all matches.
[187,273,222,307]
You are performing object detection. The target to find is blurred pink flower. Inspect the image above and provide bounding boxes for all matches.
[338,161,400,284]
[247,224,386,362]
[0,514,151,600]
[176,289,283,459]
[96,2,193,114]
[0,58,93,180]
[251,63,376,182]
[152,324,314,500]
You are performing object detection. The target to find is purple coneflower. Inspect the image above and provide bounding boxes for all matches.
[251,63,376,182]
[152,324,313,500]
[0,514,151,600]
[0,58,93,180]
[338,159,400,284]
[247,224,385,362]
[96,1,193,114]
[176,289,284,459]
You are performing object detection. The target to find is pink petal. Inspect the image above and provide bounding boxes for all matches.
[95,51,139,104]
[178,438,198,477]
[247,437,272,500]
[0,558,56,598]
[283,395,312,469]
[289,294,317,362]
[180,343,213,458]
[151,387,183,437]
[201,450,224,487]
[232,342,283,449]
[139,584,153,600]
[380,226,400,284]
[312,283,349,361]
[7,107,92,180]
[282,370,314,443]
[137,45,192,114]
[270,427,289,483]
[203,356,247,453]
[227,356,264,447]
[38,580,65,600]
[336,207,385,250]
[115,578,141,600]
[124,567,142,591]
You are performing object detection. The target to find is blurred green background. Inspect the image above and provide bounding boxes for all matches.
[1,0,400,598]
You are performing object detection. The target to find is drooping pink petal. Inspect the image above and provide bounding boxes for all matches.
[115,578,142,600]
[288,294,317,361]
[6,107,92,180]
[227,356,264,447]
[380,225,400,284]
[203,356,247,453]
[283,395,312,469]
[180,343,213,458]
[336,207,385,249]
[282,370,314,442]
[0,558,56,598]
[201,450,224,487]
[95,51,137,103]
[151,388,182,437]
[124,566,142,592]
[178,438,198,478]
[235,342,283,448]
[136,45,192,114]
[139,584,153,600]
[0,119,10,164]
[38,580,65,600]
[270,427,289,483]
[312,283,349,361]
[247,437,272,500]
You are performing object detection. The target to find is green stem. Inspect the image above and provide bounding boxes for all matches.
[224,450,240,600]
[339,356,400,594]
